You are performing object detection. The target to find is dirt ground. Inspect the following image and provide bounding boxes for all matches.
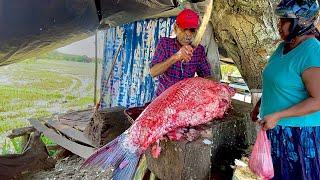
[29,155,112,180]
[28,155,259,180]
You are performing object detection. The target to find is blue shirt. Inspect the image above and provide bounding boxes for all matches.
[261,38,320,127]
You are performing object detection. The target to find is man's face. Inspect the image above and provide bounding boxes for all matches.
[174,24,197,46]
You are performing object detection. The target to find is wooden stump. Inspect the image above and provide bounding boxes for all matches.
[146,100,255,180]
[84,106,132,147]
[146,128,213,180]
[0,131,56,179]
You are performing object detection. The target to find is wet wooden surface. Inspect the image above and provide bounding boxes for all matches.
[45,119,96,148]
[57,109,93,131]
[29,119,95,159]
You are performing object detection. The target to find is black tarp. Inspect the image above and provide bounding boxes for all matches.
[0,0,99,65]
[99,0,178,26]
[0,0,182,66]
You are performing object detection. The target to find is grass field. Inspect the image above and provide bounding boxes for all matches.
[0,59,101,154]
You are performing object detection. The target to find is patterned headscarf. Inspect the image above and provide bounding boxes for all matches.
[275,0,320,41]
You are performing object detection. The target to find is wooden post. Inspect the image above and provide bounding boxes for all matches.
[84,107,131,147]
[94,30,98,105]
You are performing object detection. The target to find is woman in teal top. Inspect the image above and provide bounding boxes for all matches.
[251,0,320,179]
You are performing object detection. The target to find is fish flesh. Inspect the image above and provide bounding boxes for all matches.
[82,77,235,179]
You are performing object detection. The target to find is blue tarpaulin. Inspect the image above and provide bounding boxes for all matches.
[100,17,175,108]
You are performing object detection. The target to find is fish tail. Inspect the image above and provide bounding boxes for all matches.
[81,134,141,180]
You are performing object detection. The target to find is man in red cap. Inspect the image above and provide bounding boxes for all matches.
[150,9,213,97]
[125,10,214,177]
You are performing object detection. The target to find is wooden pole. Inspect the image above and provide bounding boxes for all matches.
[94,30,98,105]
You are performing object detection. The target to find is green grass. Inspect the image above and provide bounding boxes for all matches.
[0,120,28,137]
[11,136,25,153]
[0,58,101,155]
[37,51,99,63]
[1,139,11,155]
[41,134,58,156]
[220,62,241,81]
[63,97,94,108]
[10,70,74,91]
[0,86,64,112]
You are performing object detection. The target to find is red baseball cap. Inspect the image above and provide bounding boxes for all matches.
[176,9,199,29]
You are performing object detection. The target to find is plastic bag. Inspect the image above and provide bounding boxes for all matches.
[249,128,274,179]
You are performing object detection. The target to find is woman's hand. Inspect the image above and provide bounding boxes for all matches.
[259,113,280,130]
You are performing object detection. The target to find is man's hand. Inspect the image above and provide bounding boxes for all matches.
[175,45,194,63]
[150,45,194,78]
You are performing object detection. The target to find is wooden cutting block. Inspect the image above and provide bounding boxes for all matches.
[145,100,256,180]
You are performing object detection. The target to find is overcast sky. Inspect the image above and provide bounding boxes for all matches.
[57,31,105,58]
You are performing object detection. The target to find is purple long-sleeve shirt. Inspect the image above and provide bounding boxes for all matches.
[151,37,212,96]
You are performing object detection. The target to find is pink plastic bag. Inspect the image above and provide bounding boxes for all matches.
[249,128,274,179]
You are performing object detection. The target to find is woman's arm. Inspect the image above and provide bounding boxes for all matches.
[276,67,320,117]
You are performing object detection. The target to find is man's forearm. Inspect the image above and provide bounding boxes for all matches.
[150,55,178,77]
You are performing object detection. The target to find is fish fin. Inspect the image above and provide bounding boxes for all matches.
[81,134,141,180]
[112,152,140,180]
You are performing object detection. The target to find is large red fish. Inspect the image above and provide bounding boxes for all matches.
[82,77,235,179]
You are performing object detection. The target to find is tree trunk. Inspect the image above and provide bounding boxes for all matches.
[210,0,279,89]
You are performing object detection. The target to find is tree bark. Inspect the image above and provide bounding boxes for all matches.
[211,0,279,89]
